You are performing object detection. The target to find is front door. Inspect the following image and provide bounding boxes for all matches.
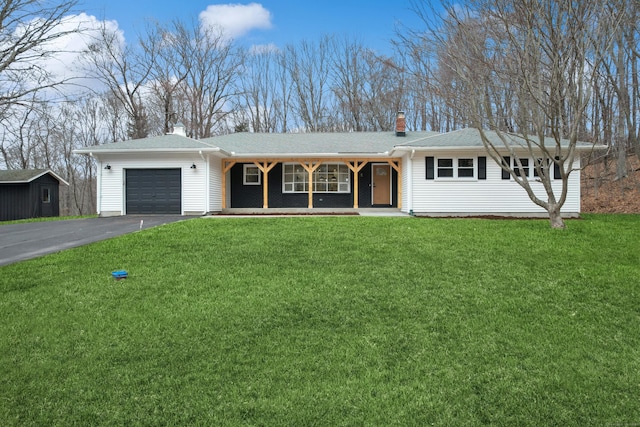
[372,164,391,205]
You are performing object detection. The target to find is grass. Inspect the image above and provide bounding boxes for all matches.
[1,214,639,426]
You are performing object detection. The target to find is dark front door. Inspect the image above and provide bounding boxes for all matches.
[125,169,181,214]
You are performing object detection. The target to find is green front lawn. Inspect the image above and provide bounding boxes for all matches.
[1,215,639,426]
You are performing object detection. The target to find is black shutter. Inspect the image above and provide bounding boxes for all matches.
[554,156,561,180]
[478,156,486,180]
[502,156,511,180]
[426,156,435,180]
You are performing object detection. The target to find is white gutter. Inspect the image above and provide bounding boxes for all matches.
[393,144,608,153]
[407,150,415,215]
[74,147,231,156]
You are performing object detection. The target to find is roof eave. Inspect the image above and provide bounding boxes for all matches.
[73,147,229,156]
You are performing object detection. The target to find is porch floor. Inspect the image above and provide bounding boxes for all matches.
[213,208,409,217]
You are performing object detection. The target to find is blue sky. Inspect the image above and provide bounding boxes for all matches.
[78,0,424,54]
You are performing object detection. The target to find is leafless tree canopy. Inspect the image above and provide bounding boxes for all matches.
[0,0,638,222]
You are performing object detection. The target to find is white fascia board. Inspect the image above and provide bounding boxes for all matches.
[74,147,230,156]
[392,143,607,154]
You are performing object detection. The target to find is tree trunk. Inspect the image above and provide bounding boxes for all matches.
[548,205,566,229]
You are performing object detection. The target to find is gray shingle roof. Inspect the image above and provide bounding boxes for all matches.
[0,169,68,185]
[205,131,439,156]
[395,127,598,150]
[74,131,439,156]
[74,134,221,153]
[73,128,601,157]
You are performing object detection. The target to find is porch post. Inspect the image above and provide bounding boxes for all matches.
[301,161,322,209]
[254,161,278,208]
[346,160,367,208]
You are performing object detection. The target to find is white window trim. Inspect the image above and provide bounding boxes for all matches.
[243,164,261,185]
[508,157,556,180]
[435,156,478,180]
[282,162,351,193]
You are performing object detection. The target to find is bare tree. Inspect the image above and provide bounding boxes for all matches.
[236,46,281,132]
[144,22,189,135]
[0,0,79,120]
[84,22,157,140]
[285,37,333,132]
[172,20,242,138]
[407,0,618,228]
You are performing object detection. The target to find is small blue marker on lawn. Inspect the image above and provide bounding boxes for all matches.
[112,270,128,280]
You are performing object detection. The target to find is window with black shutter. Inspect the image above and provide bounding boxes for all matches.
[426,157,435,180]
[502,156,511,180]
[478,156,486,180]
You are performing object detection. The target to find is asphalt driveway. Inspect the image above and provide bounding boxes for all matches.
[0,216,188,267]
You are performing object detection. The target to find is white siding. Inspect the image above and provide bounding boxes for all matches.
[409,151,581,216]
[97,153,208,216]
[208,155,223,212]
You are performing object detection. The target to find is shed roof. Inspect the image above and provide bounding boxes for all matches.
[0,169,69,185]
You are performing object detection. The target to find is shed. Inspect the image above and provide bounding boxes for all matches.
[0,169,69,221]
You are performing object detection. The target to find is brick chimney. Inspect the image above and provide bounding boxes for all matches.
[395,111,406,137]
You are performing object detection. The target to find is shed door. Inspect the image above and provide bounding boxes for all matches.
[125,169,181,214]
[40,185,54,217]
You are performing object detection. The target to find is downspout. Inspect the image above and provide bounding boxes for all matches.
[199,150,209,214]
[408,150,415,215]
[90,152,102,216]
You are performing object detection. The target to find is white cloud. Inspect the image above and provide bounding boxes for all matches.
[199,3,273,39]
[14,13,124,97]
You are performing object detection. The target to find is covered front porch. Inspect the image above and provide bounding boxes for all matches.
[221,158,402,210]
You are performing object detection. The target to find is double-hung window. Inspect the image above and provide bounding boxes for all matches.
[243,164,261,185]
[427,157,484,180]
[457,158,475,177]
[502,156,560,180]
[436,158,475,178]
[437,159,454,177]
[514,158,529,177]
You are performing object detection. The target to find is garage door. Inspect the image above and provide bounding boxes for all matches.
[125,169,181,214]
